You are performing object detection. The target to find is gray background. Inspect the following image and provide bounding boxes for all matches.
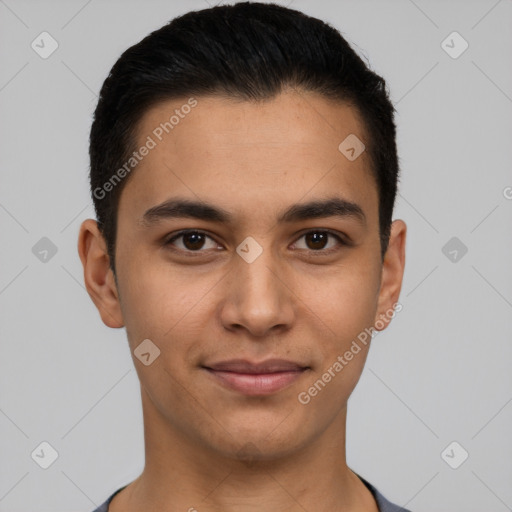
[1,0,511,510]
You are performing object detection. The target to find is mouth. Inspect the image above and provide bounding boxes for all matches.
[201,359,310,396]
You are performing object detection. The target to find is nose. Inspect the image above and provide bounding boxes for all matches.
[219,244,295,338]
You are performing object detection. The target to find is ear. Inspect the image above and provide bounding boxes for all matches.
[373,219,406,332]
[77,219,124,328]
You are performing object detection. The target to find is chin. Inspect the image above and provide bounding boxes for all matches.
[204,420,312,463]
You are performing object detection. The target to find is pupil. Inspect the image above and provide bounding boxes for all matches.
[181,232,328,251]
[307,232,327,250]
[184,232,204,250]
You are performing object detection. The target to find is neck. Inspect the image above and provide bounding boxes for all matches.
[110,386,378,512]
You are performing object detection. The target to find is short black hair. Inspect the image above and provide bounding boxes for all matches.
[89,1,400,275]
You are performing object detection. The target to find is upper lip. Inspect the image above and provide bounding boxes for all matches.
[203,359,308,374]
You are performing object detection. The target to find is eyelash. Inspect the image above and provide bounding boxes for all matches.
[163,229,349,256]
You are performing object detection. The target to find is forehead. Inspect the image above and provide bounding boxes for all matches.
[137,89,368,157]
[119,89,378,227]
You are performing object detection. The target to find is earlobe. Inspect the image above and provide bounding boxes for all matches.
[77,219,124,328]
[373,219,407,332]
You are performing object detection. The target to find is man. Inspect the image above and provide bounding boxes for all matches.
[78,2,409,511]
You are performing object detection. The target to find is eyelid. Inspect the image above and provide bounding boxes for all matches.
[290,229,349,254]
[164,229,222,253]
[164,228,350,254]
[293,228,350,244]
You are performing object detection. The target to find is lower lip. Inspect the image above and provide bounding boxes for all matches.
[204,368,307,396]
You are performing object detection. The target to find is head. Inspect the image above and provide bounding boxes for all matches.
[89,2,400,274]
[79,2,406,462]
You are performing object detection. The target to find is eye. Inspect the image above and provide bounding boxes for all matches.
[163,229,348,255]
[164,230,220,252]
[292,230,347,253]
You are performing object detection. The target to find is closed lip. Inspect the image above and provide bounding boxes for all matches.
[202,358,309,374]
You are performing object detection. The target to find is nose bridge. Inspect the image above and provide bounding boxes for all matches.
[221,236,294,335]
[241,252,279,300]
[237,240,282,308]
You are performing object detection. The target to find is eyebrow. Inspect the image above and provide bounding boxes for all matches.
[140,196,366,227]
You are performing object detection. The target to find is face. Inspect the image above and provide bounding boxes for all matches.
[79,88,406,461]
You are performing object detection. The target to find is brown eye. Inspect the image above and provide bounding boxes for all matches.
[165,230,219,252]
[181,232,206,250]
[304,231,329,250]
[293,230,345,252]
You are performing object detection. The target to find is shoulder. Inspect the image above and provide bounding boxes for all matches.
[358,474,413,512]
[93,479,411,512]
[90,486,127,512]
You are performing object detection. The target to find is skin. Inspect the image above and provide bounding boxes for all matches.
[78,88,406,512]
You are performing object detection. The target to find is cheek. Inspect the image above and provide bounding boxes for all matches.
[117,260,220,379]
[294,260,380,349]
[118,258,201,333]
[296,271,377,419]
